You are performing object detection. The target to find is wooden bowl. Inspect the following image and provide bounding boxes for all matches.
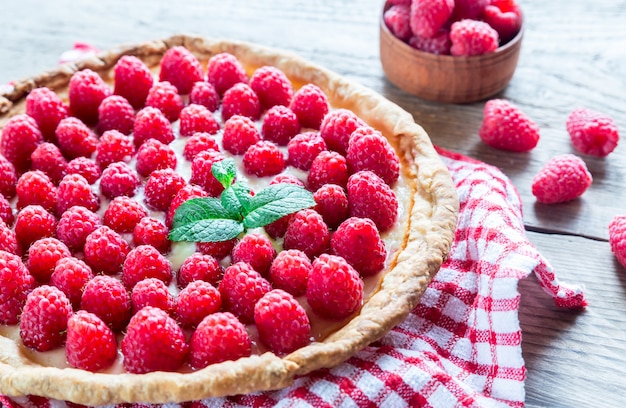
[379,5,524,104]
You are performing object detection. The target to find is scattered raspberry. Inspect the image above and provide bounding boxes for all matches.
[190,149,226,197]
[83,226,130,275]
[566,108,620,157]
[133,216,170,254]
[30,142,68,185]
[249,65,294,109]
[206,52,249,96]
[15,205,57,248]
[56,205,101,252]
[218,261,272,323]
[221,83,262,121]
[179,104,220,137]
[409,0,454,39]
[177,252,223,289]
[319,109,367,156]
[0,195,14,226]
[135,138,177,177]
[451,0,489,21]
[25,87,69,142]
[27,237,71,282]
[68,69,112,125]
[132,106,175,148]
[104,196,149,233]
[243,140,286,177]
[145,81,184,122]
[0,219,19,255]
[55,117,99,159]
[609,215,626,269]
[159,46,204,95]
[131,278,175,315]
[307,150,349,191]
[99,162,141,199]
[97,95,135,135]
[222,115,261,155]
[122,245,172,290]
[113,55,154,110]
[0,154,17,199]
[313,184,349,230]
[408,29,451,54]
[166,184,209,228]
[56,173,100,215]
[347,126,400,186]
[254,289,311,354]
[347,170,398,232]
[66,311,117,371]
[175,280,222,328]
[144,168,186,211]
[183,132,220,161]
[0,114,43,172]
[479,99,540,152]
[65,157,101,184]
[20,285,72,351]
[50,257,94,308]
[306,254,364,319]
[289,84,329,130]
[262,105,301,146]
[95,129,135,169]
[331,217,387,277]
[450,19,499,56]
[384,4,412,41]
[269,249,311,296]
[81,275,131,331]
[189,311,251,369]
[287,131,327,171]
[197,238,237,261]
[189,81,219,112]
[531,154,593,204]
[283,209,330,259]
[231,233,276,276]
[16,170,57,213]
[0,250,35,324]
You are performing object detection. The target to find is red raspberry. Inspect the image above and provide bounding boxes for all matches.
[25,87,69,142]
[566,108,619,157]
[450,19,499,56]
[66,311,117,371]
[270,174,305,187]
[451,0,489,20]
[263,214,294,240]
[347,126,400,186]
[254,289,311,354]
[183,132,220,161]
[289,84,329,130]
[609,215,626,269]
[331,217,387,277]
[283,209,330,259]
[190,149,226,197]
[68,69,112,125]
[133,216,170,253]
[27,237,71,282]
[197,238,237,261]
[222,115,261,155]
[0,114,43,172]
[135,138,177,177]
[30,142,68,185]
[166,184,209,228]
[249,66,294,109]
[482,1,522,44]
[83,226,130,274]
[81,274,131,331]
[384,4,412,41]
[479,99,540,152]
[50,257,94,308]
[307,150,349,191]
[20,285,72,351]
[177,252,223,288]
[243,140,286,177]
[308,255,364,321]
[97,95,135,135]
[218,261,272,323]
[99,162,140,199]
[207,52,248,95]
[16,170,57,213]
[313,184,349,230]
[131,277,175,315]
[189,311,251,369]
[56,173,100,215]
[132,106,175,148]
[121,306,189,373]
[409,0,454,39]
[123,245,172,289]
[319,109,367,156]
[113,55,154,110]
[56,205,101,252]
[347,171,398,232]
[159,46,203,95]
[269,249,311,296]
[190,81,219,112]
[287,131,327,171]
[179,103,220,137]
[531,154,592,204]
[15,205,57,248]
[95,129,135,169]
[104,196,149,233]
[145,81,184,122]
[408,29,452,55]
[0,195,14,226]
[65,157,101,184]
[55,117,99,159]
[262,105,301,146]
[175,280,222,328]
[0,250,35,324]
[144,168,186,211]
[0,154,17,199]
[221,83,261,121]
[231,233,277,276]
[0,219,19,255]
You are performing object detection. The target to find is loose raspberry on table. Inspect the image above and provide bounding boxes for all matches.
[451,0,489,21]
[0,114,43,172]
[83,226,130,275]
[0,219,18,255]
[122,245,172,290]
[15,205,57,249]
[56,173,100,215]
[68,68,112,125]
[262,105,301,146]
[132,106,175,148]
[250,65,294,109]
[190,149,226,197]
[221,83,262,122]
[450,19,499,56]
[319,108,367,156]
[189,81,220,112]
[566,107,620,157]
[307,150,349,191]
[95,129,135,169]
[289,84,329,130]
[20,285,72,351]
[482,0,523,44]
[218,261,272,323]
[243,140,286,177]
[347,170,398,232]
[0,154,17,199]
[30,142,68,185]
[283,209,330,259]
[27,237,71,282]
[306,253,364,319]
[331,217,387,277]
[56,205,101,252]
[25,87,69,142]
[97,95,135,135]
[222,115,262,155]
[254,289,311,354]
[133,216,170,254]
[409,29,451,54]
[0,195,14,226]
[531,154,593,204]
[66,311,117,371]
[65,157,101,184]
[409,0,454,39]
[189,311,251,369]
[135,138,177,177]
[55,117,99,160]
[287,131,327,171]
[103,196,149,233]
[206,52,249,96]
[231,233,277,276]
[197,239,237,261]
[183,132,220,161]
[347,126,400,186]
[81,274,131,331]
[166,184,209,228]
[384,4,412,42]
[131,278,175,315]
[99,162,141,199]
[175,280,222,328]
[143,168,186,211]
[16,170,57,213]
[0,250,35,324]
[479,99,540,152]
[50,257,94,309]
[609,215,626,269]
[159,46,204,95]
[113,55,154,110]
[313,183,349,230]
[177,252,223,288]
[269,249,311,296]
[145,81,184,122]
[179,103,220,137]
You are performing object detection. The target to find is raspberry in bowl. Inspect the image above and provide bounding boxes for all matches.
[380,0,524,103]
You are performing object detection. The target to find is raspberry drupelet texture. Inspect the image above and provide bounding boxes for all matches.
[609,215,626,269]
[250,65,294,110]
[450,19,499,56]
[25,87,69,142]
[177,252,223,288]
[68,69,112,125]
[83,226,130,275]
[287,131,327,171]
[231,233,277,276]
[479,99,540,152]
[56,173,100,215]
[145,81,184,122]
[531,154,593,204]
[183,132,220,161]
[262,105,301,146]
[122,245,173,290]
[20,285,72,352]
[218,261,272,323]
[189,312,251,369]
[269,249,312,296]
[15,205,57,249]
[451,0,489,20]
[0,219,19,255]
[409,29,452,55]
[113,55,154,110]
[206,52,249,96]
[0,114,43,172]
[55,117,99,160]
[99,162,141,199]
[319,108,367,156]
[190,149,226,197]
[482,0,523,44]
[132,106,175,148]
[143,168,186,211]
[331,217,387,277]
[50,257,94,309]
[283,209,330,259]
[65,157,101,184]
[175,280,222,328]
[347,126,400,186]
[189,81,220,112]
[81,275,131,332]
[197,238,238,261]
[133,216,170,254]
[103,196,149,233]
[30,142,68,185]
[409,0,454,39]
[179,104,220,137]
[289,84,329,130]
[566,107,620,157]
[95,129,136,169]
[159,46,204,95]
[56,205,101,252]
[0,195,14,226]
[307,150,349,191]
[16,170,57,213]
[384,4,412,42]
[221,83,262,121]
[243,140,286,177]
[347,170,398,232]
[0,154,18,199]
[66,311,117,372]
[0,250,35,325]
[313,183,350,230]
[131,278,175,315]
[135,138,177,177]
[27,237,71,283]
[222,115,262,155]
[97,95,135,135]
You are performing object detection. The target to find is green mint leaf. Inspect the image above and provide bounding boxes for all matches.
[171,197,234,229]
[211,158,237,189]
[220,181,252,220]
[169,218,244,242]
[243,184,316,229]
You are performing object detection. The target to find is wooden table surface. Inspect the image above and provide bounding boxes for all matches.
[1,1,625,407]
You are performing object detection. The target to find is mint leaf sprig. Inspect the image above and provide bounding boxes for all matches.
[169,158,316,243]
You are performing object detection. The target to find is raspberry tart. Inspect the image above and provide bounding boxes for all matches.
[0,35,458,405]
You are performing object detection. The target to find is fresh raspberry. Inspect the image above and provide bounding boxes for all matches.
[531,154,593,204]
[81,274,131,331]
[183,132,220,161]
[99,162,140,199]
[189,311,251,369]
[16,170,57,213]
[15,205,57,248]
[243,140,286,177]
[104,196,149,233]
[145,81,184,122]
[0,114,43,172]
[450,19,499,56]
[177,252,223,288]
[95,129,135,169]
[55,117,99,159]
[166,184,209,228]
[283,209,330,259]
[290,84,329,130]
[347,171,398,232]
[231,233,276,276]
[268,249,311,296]
[144,168,186,211]
[609,215,626,269]
[262,105,301,146]
[159,46,204,95]
[27,237,71,282]
[20,285,72,351]
[307,150,349,191]
[68,69,112,125]
[50,257,94,308]
[331,217,387,276]
[113,55,154,110]
[218,261,272,323]
[249,65,294,109]
[30,142,68,185]
[121,306,188,373]
[25,87,69,142]
[135,138,177,177]
[566,108,619,157]
[0,195,14,226]
[189,81,219,112]
[65,157,101,184]
[0,219,19,255]
[254,289,311,354]
[133,216,170,253]
[409,0,454,39]
[408,29,452,55]
[287,131,327,171]
[478,99,540,152]
[197,238,237,261]
[0,154,17,199]
[384,4,412,41]
[131,277,175,315]
[66,311,117,371]
[122,245,172,289]
[56,205,101,252]
[178,104,219,137]
[190,149,226,197]
[482,1,523,44]
[270,174,305,187]
[389,0,411,5]
[97,95,135,135]
[56,173,100,215]
[307,254,363,319]
[175,280,222,328]
[313,184,349,230]
[222,115,262,155]
[83,226,130,275]
[319,109,367,156]
[263,214,294,240]
[221,83,261,121]
[0,250,35,324]
[132,106,175,148]
[206,52,249,95]
[451,0,489,21]
[347,126,400,186]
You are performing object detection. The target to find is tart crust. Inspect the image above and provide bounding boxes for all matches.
[0,34,458,405]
